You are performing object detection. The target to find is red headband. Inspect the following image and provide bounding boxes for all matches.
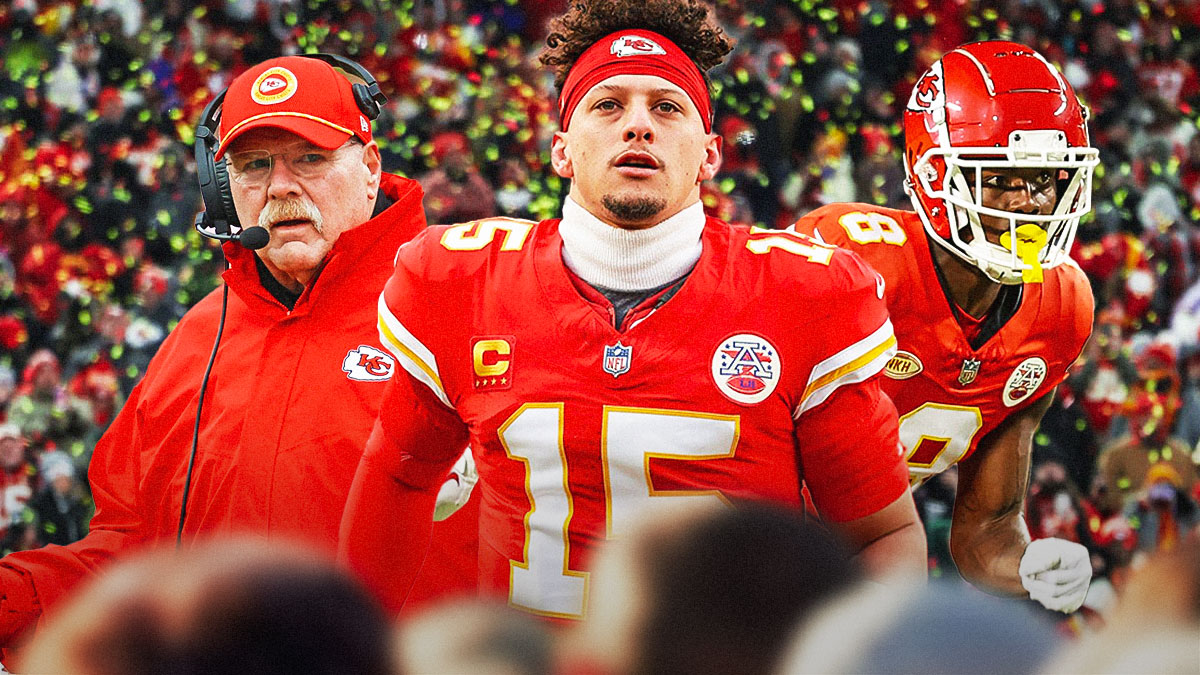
[558,29,713,133]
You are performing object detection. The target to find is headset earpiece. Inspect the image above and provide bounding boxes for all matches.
[213,157,238,226]
[352,82,381,120]
[194,92,242,237]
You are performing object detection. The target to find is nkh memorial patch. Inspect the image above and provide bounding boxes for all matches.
[885,351,923,380]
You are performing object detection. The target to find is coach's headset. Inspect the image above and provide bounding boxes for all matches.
[179,54,386,544]
[192,53,388,248]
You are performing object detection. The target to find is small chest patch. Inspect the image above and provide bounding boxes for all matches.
[712,334,780,404]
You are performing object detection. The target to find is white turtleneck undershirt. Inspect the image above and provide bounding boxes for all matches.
[559,196,706,293]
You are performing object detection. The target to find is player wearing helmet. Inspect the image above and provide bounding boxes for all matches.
[794,41,1099,613]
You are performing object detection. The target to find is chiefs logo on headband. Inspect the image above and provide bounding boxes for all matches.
[611,35,667,57]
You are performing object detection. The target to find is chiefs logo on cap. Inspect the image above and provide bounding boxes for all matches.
[611,35,667,58]
[251,66,299,105]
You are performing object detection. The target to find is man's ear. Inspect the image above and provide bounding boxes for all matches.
[697,134,722,183]
[364,141,382,200]
[550,131,574,179]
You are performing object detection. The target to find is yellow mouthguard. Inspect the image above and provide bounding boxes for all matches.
[1000,224,1046,283]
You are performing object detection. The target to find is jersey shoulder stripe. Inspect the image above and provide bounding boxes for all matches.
[377,293,453,409]
[795,318,897,417]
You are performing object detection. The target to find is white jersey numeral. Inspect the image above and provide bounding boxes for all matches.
[898,402,984,486]
[499,404,740,618]
[746,230,835,265]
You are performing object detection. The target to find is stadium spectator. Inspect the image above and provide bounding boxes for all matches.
[0,54,479,656]
[341,0,925,618]
[28,450,89,548]
[794,41,1099,614]
[420,129,497,224]
[1098,342,1200,509]
[0,365,15,423]
[1124,462,1200,556]
[6,348,93,459]
[1025,460,1097,554]
[0,423,35,554]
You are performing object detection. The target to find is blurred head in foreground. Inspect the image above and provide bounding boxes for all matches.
[779,582,1061,674]
[20,537,395,675]
[397,598,556,675]
[569,500,864,675]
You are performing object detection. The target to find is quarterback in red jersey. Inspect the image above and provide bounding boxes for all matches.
[795,41,1100,613]
[340,0,925,618]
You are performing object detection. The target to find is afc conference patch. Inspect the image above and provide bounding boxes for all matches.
[1003,356,1047,407]
[712,333,780,404]
[603,341,632,378]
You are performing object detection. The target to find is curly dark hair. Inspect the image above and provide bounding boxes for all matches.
[539,0,735,92]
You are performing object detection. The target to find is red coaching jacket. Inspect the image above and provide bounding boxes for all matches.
[0,174,479,644]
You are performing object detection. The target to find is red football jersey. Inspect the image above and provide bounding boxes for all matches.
[373,215,909,618]
[794,203,1094,485]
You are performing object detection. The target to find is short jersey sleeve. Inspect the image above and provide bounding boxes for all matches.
[378,227,461,411]
[1051,260,1095,387]
[372,227,471,482]
[786,243,909,522]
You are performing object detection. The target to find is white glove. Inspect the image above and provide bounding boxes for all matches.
[433,447,478,521]
[1019,537,1091,613]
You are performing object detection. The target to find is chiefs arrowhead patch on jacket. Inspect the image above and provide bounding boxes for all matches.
[343,345,395,382]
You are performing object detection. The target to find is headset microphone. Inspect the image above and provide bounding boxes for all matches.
[194,219,271,250]
[231,226,271,250]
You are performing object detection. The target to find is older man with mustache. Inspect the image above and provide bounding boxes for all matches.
[0,55,478,658]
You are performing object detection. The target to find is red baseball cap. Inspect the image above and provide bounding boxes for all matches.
[214,56,372,158]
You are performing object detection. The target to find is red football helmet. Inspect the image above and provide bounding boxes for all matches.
[903,41,1099,284]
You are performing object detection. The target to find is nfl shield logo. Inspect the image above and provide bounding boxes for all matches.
[603,342,632,378]
[958,358,981,386]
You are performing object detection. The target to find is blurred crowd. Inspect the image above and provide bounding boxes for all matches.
[0,0,1199,638]
[13,506,1200,674]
